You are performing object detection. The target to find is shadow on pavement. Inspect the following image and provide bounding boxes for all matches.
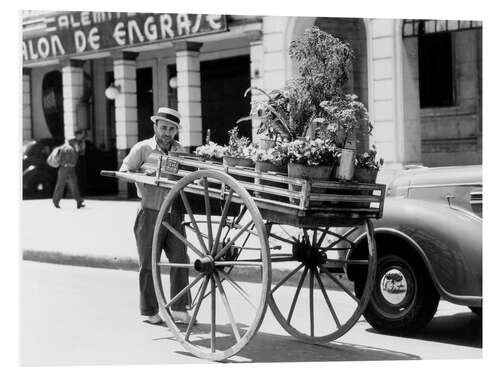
[366,312,482,348]
[154,323,420,362]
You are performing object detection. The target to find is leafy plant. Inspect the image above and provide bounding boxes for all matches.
[355,145,384,170]
[315,94,372,148]
[224,126,254,158]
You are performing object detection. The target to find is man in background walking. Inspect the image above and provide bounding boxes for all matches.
[51,130,86,209]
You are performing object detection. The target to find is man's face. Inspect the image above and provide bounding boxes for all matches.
[154,120,179,149]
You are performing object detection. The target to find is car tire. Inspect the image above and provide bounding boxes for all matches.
[469,306,482,316]
[28,175,53,198]
[354,252,439,335]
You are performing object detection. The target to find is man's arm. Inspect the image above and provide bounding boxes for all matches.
[119,144,144,172]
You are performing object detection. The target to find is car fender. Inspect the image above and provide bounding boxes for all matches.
[353,198,482,306]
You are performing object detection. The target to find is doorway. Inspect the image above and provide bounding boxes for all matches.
[137,67,154,141]
[200,55,251,145]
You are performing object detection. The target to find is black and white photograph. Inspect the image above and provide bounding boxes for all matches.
[8,0,495,371]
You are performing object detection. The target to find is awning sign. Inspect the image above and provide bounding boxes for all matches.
[22,12,228,63]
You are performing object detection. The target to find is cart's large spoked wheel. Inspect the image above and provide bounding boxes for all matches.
[152,170,271,361]
[267,220,377,343]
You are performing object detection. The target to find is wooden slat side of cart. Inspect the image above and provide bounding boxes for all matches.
[115,153,386,227]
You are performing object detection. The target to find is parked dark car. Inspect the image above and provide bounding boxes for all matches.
[23,138,63,198]
[346,165,482,334]
[23,138,118,199]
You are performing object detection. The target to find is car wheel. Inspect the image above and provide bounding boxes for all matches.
[29,176,53,198]
[469,306,482,316]
[354,253,439,334]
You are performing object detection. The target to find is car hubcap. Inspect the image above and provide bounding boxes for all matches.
[36,183,45,191]
[380,268,408,305]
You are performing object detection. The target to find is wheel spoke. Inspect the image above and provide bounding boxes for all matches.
[271,263,304,294]
[268,232,297,246]
[326,259,369,265]
[214,273,241,341]
[165,273,205,309]
[218,269,257,310]
[212,189,234,255]
[203,178,213,251]
[214,261,262,267]
[157,262,195,269]
[319,265,360,304]
[303,228,311,246]
[313,267,341,329]
[309,266,314,336]
[180,191,209,255]
[287,266,309,324]
[210,276,216,353]
[185,276,209,341]
[162,221,204,258]
[277,224,298,242]
[324,227,357,249]
[214,221,253,260]
[312,229,318,248]
[316,227,329,248]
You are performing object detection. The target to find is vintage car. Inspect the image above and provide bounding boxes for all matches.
[347,164,482,334]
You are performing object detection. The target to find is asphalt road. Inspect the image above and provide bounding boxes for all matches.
[19,260,482,366]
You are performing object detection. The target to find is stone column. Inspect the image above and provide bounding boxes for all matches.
[113,51,139,196]
[61,59,85,139]
[22,68,32,141]
[174,41,202,149]
[367,19,404,168]
[246,30,264,142]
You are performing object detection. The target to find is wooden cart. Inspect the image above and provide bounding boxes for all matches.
[101,154,386,361]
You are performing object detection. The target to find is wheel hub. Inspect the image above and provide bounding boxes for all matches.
[379,268,408,305]
[292,240,327,267]
[194,256,215,275]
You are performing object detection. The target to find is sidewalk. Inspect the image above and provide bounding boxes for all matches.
[21,198,297,278]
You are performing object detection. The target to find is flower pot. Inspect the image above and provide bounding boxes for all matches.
[354,167,378,184]
[222,156,254,168]
[254,161,287,201]
[223,156,254,183]
[287,163,334,205]
[335,148,356,181]
[258,138,276,151]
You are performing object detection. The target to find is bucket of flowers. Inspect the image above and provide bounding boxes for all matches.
[194,141,226,163]
[354,145,384,184]
[283,138,338,204]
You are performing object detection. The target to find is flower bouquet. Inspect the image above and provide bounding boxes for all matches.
[194,141,226,162]
[354,145,384,183]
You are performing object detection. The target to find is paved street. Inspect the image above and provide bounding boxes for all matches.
[20,261,482,366]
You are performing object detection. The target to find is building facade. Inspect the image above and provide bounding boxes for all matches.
[22,11,482,194]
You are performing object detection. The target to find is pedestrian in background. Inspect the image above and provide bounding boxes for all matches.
[49,130,86,209]
[120,107,193,325]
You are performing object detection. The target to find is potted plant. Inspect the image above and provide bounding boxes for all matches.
[252,145,288,199]
[316,95,372,180]
[194,141,226,163]
[354,145,384,183]
[283,138,338,203]
[222,126,255,168]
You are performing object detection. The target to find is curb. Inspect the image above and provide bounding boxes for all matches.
[22,249,346,290]
[22,250,139,272]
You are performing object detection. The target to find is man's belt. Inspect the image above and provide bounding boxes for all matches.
[61,163,76,167]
